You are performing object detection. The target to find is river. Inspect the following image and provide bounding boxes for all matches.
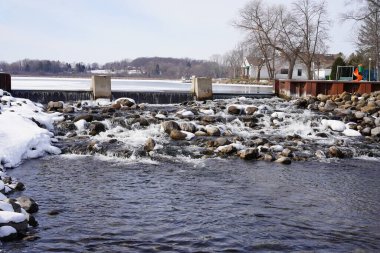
[4,155,380,253]
[11,77,273,94]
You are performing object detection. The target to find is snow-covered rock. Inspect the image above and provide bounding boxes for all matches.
[321,119,346,132]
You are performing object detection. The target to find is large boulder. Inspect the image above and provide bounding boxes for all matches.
[161,121,180,134]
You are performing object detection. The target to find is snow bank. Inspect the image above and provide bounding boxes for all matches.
[0,211,26,224]
[0,90,61,168]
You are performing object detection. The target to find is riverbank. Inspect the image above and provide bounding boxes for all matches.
[0,89,61,240]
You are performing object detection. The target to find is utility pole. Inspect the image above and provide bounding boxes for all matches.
[369,58,372,81]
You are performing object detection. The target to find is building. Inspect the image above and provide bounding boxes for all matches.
[242,53,339,80]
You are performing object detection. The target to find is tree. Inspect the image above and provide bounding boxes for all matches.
[343,0,380,79]
[330,56,346,80]
[235,0,279,80]
[292,0,330,79]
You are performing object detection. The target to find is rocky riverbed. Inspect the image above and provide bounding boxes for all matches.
[51,91,380,164]
[1,89,380,242]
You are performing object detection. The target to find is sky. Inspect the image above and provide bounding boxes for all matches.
[0,0,356,64]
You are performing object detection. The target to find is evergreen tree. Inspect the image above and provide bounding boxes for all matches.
[330,56,346,80]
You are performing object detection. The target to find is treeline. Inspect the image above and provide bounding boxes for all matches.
[0,57,229,79]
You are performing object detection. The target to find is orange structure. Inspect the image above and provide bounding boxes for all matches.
[353,66,363,82]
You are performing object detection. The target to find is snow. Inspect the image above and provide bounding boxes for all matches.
[0,226,17,238]
[321,119,346,132]
[177,109,194,117]
[74,119,88,131]
[0,93,61,168]
[200,109,214,115]
[0,202,14,212]
[0,211,26,223]
[343,129,362,137]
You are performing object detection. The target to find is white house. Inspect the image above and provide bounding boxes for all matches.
[242,54,338,80]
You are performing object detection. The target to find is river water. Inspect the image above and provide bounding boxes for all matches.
[4,155,380,253]
[11,77,273,94]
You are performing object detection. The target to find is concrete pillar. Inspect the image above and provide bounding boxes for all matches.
[0,73,11,92]
[192,77,212,101]
[91,75,111,99]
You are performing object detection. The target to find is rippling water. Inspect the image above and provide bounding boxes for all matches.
[4,156,380,252]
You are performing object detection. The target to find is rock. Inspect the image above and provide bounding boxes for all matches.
[252,138,269,146]
[341,93,352,102]
[195,131,207,136]
[275,157,291,165]
[3,199,21,213]
[263,154,274,162]
[74,114,94,122]
[315,150,326,159]
[111,103,122,110]
[63,106,75,113]
[361,105,379,114]
[227,105,243,115]
[144,138,156,152]
[138,118,150,127]
[375,117,380,127]
[47,101,63,111]
[238,148,259,160]
[355,111,366,119]
[58,122,77,132]
[214,137,231,147]
[371,127,380,136]
[316,132,328,138]
[0,226,18,241]
[115,98,135,107]
[16,196,39,213]
[161,121,180,134]
[47,209,61,216]
[217,145,237,155]
[27,215,38,227]
[281,148,293,157]
[322,119,346,132]
[13,182,25,191]
[205,126,221,136]
[245,106,258,115]
[169,130,187,140]
[22,235,40,241]
[294,98,308,108]
[317,94,329,102]
[179,122,196,133]
[201,116,216,123]
[328,146,345,158]
[361,127,372,136]
[324,100,338,111]
[89,122,106,136]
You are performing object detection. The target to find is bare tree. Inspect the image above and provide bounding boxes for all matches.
[292,0,330,79]
[234,0,279,80]
[223,46,245,79]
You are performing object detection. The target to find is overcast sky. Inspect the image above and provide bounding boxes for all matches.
[0,0,355,64]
